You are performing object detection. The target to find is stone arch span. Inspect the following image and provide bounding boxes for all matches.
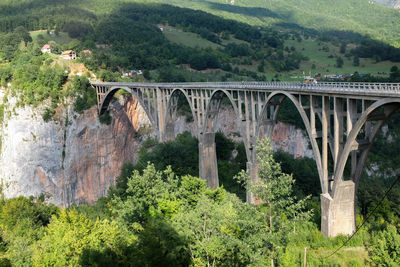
[257,91,325,194]
[332,98,400,197]
[99,86,157,130]
[164,88,199,140]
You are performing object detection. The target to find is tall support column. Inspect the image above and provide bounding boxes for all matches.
[347,99,357,179]
[156,88,168,142]
[199,132,219,188]
[322,96,329,191]
[164,91,177,142]
[164,123,175,141]
[246,159,260,204]
[321,180,356,237]
[310,95,317,136]
[96,86,106,113]
[333,98,344,169]
[321,97,357,237]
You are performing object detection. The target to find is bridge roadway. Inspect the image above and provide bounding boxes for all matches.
[92,81,400,237]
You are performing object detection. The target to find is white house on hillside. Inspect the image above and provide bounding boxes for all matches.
[41,44,51,54]
[61,50,76,60]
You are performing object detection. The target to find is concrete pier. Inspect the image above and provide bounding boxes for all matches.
[199,133,219,188]
[321,181,356,237]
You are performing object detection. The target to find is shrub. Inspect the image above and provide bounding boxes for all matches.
[99,112,112,125]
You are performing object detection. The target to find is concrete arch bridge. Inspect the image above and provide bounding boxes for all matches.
[92,81,400,237]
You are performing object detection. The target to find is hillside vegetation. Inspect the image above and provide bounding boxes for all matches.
[156,0,400,47]
[0,133,398,266]
[1,0,400,85]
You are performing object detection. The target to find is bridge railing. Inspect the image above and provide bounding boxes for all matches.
[199,82,400,93]
[92,81,400,95]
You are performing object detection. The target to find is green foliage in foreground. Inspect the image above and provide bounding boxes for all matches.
[33,209,136,266]
[0,136,398,266]
[369,225,400,266]
[0,165,397,265]
[235,139,312,265]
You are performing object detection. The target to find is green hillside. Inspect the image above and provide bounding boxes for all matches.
[74,0,400,46]
[1,0,400,86]
[151,0,400,47]
[1,0,400,46]
[1,0,400,84]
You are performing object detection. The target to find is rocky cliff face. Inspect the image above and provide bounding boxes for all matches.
[173,106,313,158]
[0,95,312,206]
[0,96,150,206]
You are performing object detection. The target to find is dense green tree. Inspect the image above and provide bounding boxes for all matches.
[340,42,346,54]
[0,197,58,266]
[353,55,360,66]
[72,76,97,114]
[390,65,400,82]
[135,132,199,177]
[62,21,93,39]
[172,194,269,266]
[110,165,200,265]
[13,26,31,43]
[235,138,311,266]
[111,163,273,266]
[336,56,344,68]
[273,150,320,197]
[32,209,136,266]
[369,225,400,266]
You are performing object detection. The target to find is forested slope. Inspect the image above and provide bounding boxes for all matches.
[138,0,400,46]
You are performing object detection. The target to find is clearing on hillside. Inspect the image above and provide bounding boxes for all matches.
[162,26,221,49]
[30,30,77,44]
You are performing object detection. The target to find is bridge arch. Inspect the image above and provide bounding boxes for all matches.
[332,98,400,196]
[199,89,250,189]
[99,86,157,129]
[203,89,250,156]
[164,88,199,140]
[203,89,241,132]
[257,91,325,193]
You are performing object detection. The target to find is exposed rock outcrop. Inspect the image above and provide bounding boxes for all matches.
[173,106,313,158]
[0,95,311,206]
[0,96,149,206]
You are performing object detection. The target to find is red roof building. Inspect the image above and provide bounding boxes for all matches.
[41,44,51,54]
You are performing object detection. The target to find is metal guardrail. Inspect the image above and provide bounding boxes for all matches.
[92,82,400,97]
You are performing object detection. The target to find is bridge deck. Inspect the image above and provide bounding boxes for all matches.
[92,81,400,98]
